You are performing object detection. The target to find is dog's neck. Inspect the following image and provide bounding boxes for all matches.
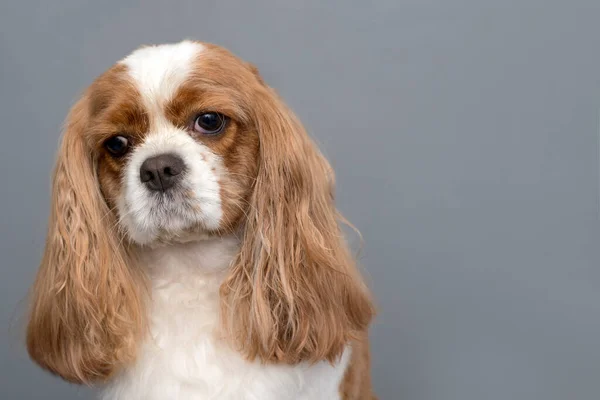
[137,235,241,279]
[131,235,241,346]
[134,235,241,319]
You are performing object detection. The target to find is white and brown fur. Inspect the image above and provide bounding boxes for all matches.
[26,40,376,399]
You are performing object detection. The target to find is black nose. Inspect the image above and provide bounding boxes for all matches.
[139,154,185,192]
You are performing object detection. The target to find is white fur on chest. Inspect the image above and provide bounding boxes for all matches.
[101,238,349,400]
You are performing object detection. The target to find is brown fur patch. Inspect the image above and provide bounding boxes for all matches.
[86,64,149,207]
[164,50,262,234]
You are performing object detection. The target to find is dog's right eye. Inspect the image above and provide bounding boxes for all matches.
[104,135,130,157]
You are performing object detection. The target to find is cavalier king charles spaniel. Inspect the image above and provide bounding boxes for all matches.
[26,40,376,399]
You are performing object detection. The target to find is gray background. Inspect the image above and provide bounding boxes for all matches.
[1,0,599,399]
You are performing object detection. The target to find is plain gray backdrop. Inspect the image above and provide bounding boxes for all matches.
[2,0,600,399]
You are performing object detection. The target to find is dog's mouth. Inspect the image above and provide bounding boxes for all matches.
[119,188,223,246]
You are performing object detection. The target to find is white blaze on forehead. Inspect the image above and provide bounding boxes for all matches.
[120,40,203,108]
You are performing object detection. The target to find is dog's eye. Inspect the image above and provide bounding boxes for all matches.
[104,135,130,157]
[193,112,227,135]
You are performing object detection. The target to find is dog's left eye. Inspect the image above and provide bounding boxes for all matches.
[193,112,227,135]
[104,135,130,157]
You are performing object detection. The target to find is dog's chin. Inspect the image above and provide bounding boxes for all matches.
[152,228,220,247]
[123,212,223,248]
[128,225,220,248]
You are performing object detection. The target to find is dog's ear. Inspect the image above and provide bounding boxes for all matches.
[26,93,146,384]
[221,81,375,364]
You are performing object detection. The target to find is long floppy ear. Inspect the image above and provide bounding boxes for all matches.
[26,95,145,383]
[221,82,375,364]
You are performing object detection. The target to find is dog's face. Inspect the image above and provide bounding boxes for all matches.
[89,42,260,244]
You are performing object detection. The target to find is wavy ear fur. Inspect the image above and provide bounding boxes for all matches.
[221,82,375,364]
[26,95,145,383]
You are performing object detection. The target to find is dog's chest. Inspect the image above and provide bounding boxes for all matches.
[101,240,349,400]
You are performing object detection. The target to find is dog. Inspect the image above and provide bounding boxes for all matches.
[26,40,376,399]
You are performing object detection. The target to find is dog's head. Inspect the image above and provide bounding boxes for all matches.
[26,41,374,383]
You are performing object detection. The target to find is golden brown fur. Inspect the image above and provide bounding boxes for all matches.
[26,93,146,383]
[26,41,376,398]
[340,335,377,399]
